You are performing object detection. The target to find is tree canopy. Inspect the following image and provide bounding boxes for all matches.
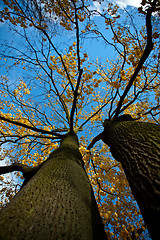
[0,0,159,239]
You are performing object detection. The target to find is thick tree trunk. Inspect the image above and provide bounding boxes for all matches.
[102,120,160,240]
[0,132,107,240]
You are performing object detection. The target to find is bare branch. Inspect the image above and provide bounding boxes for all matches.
[136,105,160,123]
[91,29,124,57]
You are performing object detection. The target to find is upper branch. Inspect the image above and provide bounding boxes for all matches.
[72,0,81,71]
[41,29,74,93]
[79,98,112,130]
[69,1,84,132]
[70,69,83,131]
[113,0,157,119]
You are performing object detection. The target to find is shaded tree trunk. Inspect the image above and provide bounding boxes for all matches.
[0,132,107,240]
[102,120,160,240]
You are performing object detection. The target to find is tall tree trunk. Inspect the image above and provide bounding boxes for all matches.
[102,120,160,240]
[0,132,107,240]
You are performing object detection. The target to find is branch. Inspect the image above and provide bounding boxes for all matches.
[50,69,70,124]
[79,98,112,130]
[0,115,63,138]
[0,163,32,175]
[135,104,160,123]
[91,29,124,57]
[42,29,74,92]
[87,133,103,150]
[69,1,83,131]
[70,69,83,131]
[90,153,120,197]
[72,0,81,71]
[90,10,126,58]
[114,0,157,119]
[0,162,45,186]
[57,0,75,24]
[0,133,60,146]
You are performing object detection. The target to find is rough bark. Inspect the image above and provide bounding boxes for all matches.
[0,132,107,240]
[101,120,160,240]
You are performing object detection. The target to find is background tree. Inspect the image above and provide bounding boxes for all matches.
[0,0,159,239]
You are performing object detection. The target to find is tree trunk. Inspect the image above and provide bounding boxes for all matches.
[0,132,107,240]
[102,120,160,240]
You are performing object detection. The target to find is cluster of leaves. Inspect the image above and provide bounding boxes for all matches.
[138,0,160,15]
[0,0,159,239]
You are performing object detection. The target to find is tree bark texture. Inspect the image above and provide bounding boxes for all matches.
[102,120,160,240]
[0,132,107,240]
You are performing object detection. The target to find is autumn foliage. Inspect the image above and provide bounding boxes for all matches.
[0,0,159,239]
